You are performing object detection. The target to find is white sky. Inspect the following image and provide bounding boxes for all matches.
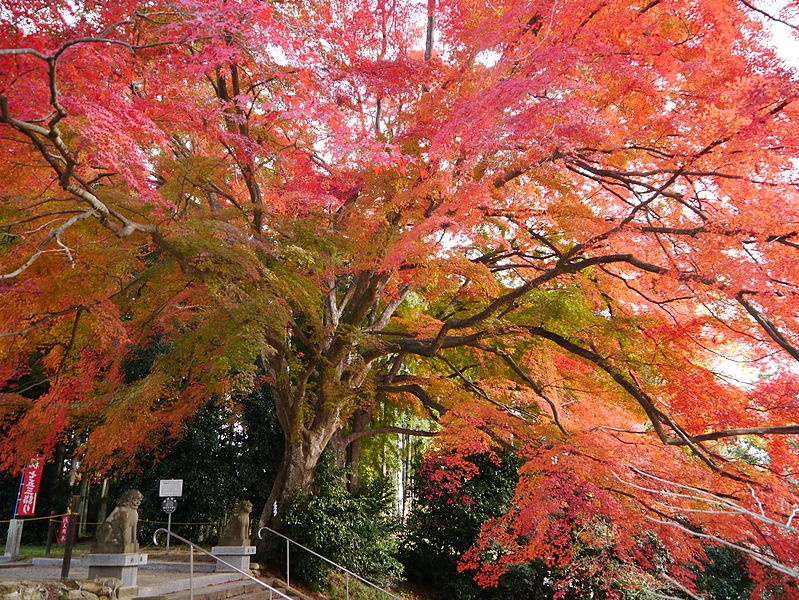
[761,0,799,72]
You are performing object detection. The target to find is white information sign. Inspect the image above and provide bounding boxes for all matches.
[159,479,184,497]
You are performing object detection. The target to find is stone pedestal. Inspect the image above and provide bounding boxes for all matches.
[86,553,148,588]
[3,519,23,560]
[211,545,256,573]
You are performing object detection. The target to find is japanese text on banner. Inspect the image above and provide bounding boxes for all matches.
[17,456,44,517]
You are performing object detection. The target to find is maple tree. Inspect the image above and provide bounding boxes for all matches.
[2,0,799,594]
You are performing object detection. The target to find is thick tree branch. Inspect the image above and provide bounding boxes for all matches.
[737,292,799,362]
[683,425,799,443]
[378,382,448,418]
[522,326,721,469]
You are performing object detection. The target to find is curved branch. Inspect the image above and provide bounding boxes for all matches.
[471,342,569,435]
[522,326,720,469]
[340,425,438,447]
[737,292,799,362]
[378,382,448,418]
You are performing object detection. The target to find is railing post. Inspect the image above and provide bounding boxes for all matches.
[152,528,291,600]
[346,573,350,600]
[189,545,194,600]
[286,538,290,588]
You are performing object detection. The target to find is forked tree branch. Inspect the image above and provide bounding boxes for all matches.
[470,342,570,435]
[0,210,96,279]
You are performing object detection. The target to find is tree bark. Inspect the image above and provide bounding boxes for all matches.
[345,408,372,492]
[257,420,336,530]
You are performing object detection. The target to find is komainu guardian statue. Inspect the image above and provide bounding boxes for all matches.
[218,500,253,546]
[94,489,143,553]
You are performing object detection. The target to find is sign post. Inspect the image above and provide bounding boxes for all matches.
[60,495,81,579]
[161,497,178,551]
[158,480,183,552]
[3,456,44,560]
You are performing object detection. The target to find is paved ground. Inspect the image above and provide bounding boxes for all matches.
[0,561,184,585]
[0,556,249,595]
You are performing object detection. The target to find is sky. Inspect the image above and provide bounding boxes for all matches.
[762,0,799,71]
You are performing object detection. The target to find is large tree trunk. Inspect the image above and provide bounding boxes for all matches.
[257,409,340,531]
[256,271,407,532]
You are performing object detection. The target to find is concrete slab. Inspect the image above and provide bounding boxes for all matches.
[0,560,235,592]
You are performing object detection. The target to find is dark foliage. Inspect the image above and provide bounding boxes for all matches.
[695,546,754,600]
[119,385,283,545]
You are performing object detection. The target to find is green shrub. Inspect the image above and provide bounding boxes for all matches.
[266,454,403,592]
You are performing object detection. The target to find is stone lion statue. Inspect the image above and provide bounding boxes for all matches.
[218,500,253,546]
[95,489,143,553]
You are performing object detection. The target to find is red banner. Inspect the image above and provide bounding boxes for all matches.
[16,455,44,516]
[58,514,71,544]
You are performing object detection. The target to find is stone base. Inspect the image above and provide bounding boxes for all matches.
[85,553,148,588]
[210,545,255,573]
[92,542,140,554]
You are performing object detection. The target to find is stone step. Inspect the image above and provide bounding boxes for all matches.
[136,577,308,600]
[170,580,264,600]
[263,579,314,600]
[135,572,248,597]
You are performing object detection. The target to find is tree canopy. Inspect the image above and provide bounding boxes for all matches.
[2,0,799,594]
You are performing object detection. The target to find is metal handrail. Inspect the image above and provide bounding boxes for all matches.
[153,528,294,600]
[258,525,403,600]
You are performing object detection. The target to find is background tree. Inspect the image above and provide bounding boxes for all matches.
[2,0,799,594]
[400,451,524,599]
[121,386,283,544]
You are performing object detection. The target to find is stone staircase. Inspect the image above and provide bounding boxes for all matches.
[136,576,314,600]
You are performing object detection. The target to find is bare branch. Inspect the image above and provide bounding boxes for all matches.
[616,468,799,580]
[647,516,799,579]
[0,209,95,279]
